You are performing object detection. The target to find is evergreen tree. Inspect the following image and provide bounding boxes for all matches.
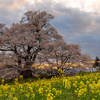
[94,56,100,67]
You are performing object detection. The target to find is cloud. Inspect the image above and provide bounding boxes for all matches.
[0,0,30,26]
[67,34,100,59]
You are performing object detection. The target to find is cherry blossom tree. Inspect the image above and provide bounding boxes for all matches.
[0,11,63,70]
[0,52,17,66]
[80,54,92,68]
[41,40,82,69]
[40,40,92,70]
[0,11,92,78]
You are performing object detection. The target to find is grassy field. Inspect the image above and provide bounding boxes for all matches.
[0,72,100,100]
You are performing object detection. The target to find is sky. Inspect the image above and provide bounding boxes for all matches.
[0,0,100,59]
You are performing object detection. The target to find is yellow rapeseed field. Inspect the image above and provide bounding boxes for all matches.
[0,72,100,100]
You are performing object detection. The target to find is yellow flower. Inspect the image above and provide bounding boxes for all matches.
[1,79,4,84]
[13,97,18,100]
[26,93,30,98]
[11,87,15,91]
[38,87,43,94]
[92,99,95,100]
[75,90,77,93]
[47,96,53,100]
[86,81,89,84]
[14,78,18,82]
[35,75,40,78]
[19,75,23,80]
[47,93,54,100]
[8,94,12,99]
[73,83,77,87]
[31,93,35,98]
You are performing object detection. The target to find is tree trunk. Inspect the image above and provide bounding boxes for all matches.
[18,57,21,66]
[24,61,33,69]
[19,61,33,78]
[20,69,33,78]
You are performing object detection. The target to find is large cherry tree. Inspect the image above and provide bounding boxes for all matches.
[0,11,63,70]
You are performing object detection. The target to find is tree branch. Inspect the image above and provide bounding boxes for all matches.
[0,48,14,51]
